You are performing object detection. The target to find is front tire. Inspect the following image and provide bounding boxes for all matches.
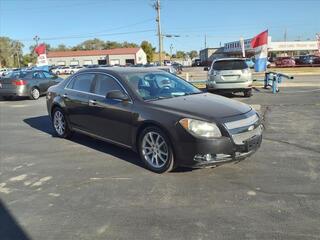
[52,107,72,138]
[138,127,175,173]
[30,87,40,100]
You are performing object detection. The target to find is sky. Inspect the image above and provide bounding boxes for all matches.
[1,0,319,54]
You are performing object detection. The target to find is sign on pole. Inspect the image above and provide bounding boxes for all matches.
[34,44,49,71]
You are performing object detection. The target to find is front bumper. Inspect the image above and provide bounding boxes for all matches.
[173,122,263,168]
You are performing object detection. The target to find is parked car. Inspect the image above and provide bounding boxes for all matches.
[51,66,68,75]
[295,55,318,65]
[171,62,183,74]
[206,58,253,97]
[164,60,172,66]
[275,57,295,67]
[46,67,263,173]
[69,66,83,74]
[192,59,201,67]
[0,70,63,100]
[0,68,9,77]
[313,56,320,64]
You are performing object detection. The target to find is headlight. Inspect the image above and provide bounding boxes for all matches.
[179,118,222,138]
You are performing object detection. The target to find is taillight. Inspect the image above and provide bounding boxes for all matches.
[12,79,27,86]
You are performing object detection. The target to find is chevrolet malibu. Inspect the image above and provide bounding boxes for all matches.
[46,68,263,173]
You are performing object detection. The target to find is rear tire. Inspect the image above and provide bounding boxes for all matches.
[138,126,175,173]
[244,89,252,97]
[30,87,40,100]
[52,107,73,138]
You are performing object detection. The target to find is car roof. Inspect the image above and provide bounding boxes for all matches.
[214,58,246,62]
[79,67,165,75]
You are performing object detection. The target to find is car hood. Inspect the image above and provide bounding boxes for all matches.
[150,93,252,121]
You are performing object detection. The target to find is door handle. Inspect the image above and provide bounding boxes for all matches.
[62,93,68,98]
[89,99,97,106]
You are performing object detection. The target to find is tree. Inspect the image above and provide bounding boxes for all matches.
[175,51,187,59]
[51,44,69,51]
[72,38,105,50]
[140,41,154,62]
[104,41,122,49]
[122,41,139,48]
[0,37,24,67]
[188,50,198,59]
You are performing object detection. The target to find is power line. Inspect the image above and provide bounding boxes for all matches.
[16,29,155,43]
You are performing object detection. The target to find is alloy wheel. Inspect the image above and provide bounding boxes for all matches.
[31,88,40,99]
[53,110,65,136]
[141,131,169,168]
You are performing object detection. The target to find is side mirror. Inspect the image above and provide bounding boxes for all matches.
[106,90,129,101]
[204,67,209,71]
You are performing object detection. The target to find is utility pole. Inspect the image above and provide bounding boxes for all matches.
[155,0,163,65]
[205,34,207,48]
[284,28,287,42]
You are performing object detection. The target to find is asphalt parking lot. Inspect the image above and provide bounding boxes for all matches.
[0,75,320,240]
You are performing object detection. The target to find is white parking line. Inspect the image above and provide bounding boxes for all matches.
[281,88,320,94]
[9,105,30,108]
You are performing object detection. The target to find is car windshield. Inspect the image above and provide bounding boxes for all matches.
[3,71,28,79]
[212,60,248,70]
[122,71,202,101]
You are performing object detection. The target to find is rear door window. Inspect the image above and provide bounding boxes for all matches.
[93,74,123,96]
[42,71,55,79]
[212,60,248,70]
[33,71,45,79]
[68,73,95,93]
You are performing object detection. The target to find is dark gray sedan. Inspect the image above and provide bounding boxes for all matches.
[0,70,63,100]
[46,67,263,173]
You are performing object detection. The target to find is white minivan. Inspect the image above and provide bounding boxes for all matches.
[206,58,252,97]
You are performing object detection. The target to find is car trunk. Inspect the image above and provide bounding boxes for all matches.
[0,78,17,89]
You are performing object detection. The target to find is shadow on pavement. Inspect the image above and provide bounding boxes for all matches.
[23,115,146,170]
[0,200,31,240]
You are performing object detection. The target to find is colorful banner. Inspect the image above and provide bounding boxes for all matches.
[251,30,268,72]
[35,44,48,67]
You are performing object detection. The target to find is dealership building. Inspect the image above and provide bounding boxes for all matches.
[47,47,147,66]
[224,36,319,57]
[200,36,319,63]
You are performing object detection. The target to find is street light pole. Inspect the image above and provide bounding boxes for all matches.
[155,0,163,66]
[33,35,40,47]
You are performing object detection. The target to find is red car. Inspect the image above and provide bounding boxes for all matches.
[275,57,295,67]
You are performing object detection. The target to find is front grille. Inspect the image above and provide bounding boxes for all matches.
[225,114,259,130]
[232,125,263,145]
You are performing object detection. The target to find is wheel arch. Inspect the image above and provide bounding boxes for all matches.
[134,120,174,153]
